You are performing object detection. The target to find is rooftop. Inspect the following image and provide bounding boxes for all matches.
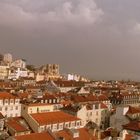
[126,106,140,115]
[123,121,140,131]
[6,118,29,133]
[31,111,81,125]
[0,92,19,99]
[14,132,54,140]
[55,128,97,140]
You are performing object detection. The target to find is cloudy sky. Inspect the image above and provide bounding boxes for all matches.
[1,0,140,80]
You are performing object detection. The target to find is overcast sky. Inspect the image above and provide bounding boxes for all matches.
[1,0,140,80]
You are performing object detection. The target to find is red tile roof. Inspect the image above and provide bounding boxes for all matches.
[6,119,29,133]
[125,134,134,140]
[123,121,140,131]
[54,80,85,87]
[71,94,109,103]
[55,128,97,140]
[100,102,108,109]
[18,93,28,99]
[0,92,19,99]
[98,94,109,101]
[126,106,140,115]
[14,132,54,140]
[101,130,111,139]
[31,111,81,125]
[43,94,57,99]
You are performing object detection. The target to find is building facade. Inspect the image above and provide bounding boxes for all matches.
[0,92,21,118]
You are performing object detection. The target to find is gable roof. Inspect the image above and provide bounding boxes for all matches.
[126,106,140,115]
[6,118,29,133]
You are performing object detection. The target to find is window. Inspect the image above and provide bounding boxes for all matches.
[95,104,99,109]
[71,122,75,127]
[59,124,63,130]
[53,99,56,103]
[96,111,98,116]
[77,121,80,126]
[10,106,13,110]
[46,125,51,130]
[40,126,44,131]
[65,123,69,128]
[96,118,98,123]
[90,112,92,116]
[10,99,14,104]
[15,106,18,110]
[15,100,19,104]
[5,107,8,111]
[53,124,57,130]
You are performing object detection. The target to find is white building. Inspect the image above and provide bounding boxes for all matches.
[0,92,21,118]
[8,68,28,80]
[62,102,110,129]
[63,74,89,82]
[67,74,80,81]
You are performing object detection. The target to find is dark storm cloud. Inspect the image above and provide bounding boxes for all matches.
[1,0,140,80]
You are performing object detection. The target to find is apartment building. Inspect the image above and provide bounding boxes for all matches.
[21,103,83,133]
[62,102,110,129]
[0,92,21,117]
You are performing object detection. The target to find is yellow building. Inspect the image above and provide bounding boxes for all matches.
[0,65,9,79]
[21,103,55,115]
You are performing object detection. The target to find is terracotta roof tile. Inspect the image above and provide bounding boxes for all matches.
[7,119,29,133]
[55,128,97,140]
[14,132,54,140]
[100,102,108,109]
[31,111,81,125]
[123,121,140,131]
[125,134,134,140]
[71,94,109,103]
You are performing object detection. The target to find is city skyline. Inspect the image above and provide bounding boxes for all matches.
[1,0,140,80]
